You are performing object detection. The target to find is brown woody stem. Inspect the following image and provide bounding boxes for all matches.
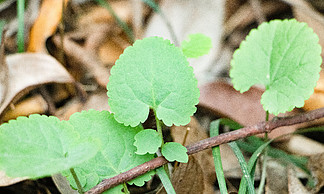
[86,107,324,194]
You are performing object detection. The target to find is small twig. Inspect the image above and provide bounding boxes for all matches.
[86,107,324,194]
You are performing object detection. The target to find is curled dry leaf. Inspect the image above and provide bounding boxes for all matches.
[157,156,205,194]
[308,153,324,193]
[2,95,48,122]
[0,53,74,118]
[27,0,69,52]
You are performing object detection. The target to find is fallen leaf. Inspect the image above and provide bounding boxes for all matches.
[78,0,132,27]
[157,156,205,194]
[0,171,27,187]
[287,166,310,194]
[281,135,324,156]
[2,95,48,122]
[144,0,225,85]
[304,71,324,111]
[308,153,324,193]
[198,81,301,139]
[224,1,289,38]
[52,174,78,194]
[171,117,216,194]
[266,159,288,194]
[0,29,8,106]
[0,53,74,119]
[27,0,69,52]
[52,35,110,87]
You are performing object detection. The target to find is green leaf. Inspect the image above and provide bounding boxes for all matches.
[228,142,255,194]
[62,110,155,192]
[107,37,199,127]
[134,129,162,154]
[161,142,188,163]
[210,120,228,194]
[0,114,99,178]
[230,19,322,115]
[181,33,212,58]
[156,167,176,194]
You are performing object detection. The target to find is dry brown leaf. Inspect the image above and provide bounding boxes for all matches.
[2,95,48,122]
[266,159,288,194]
[171,117,215,194]
[281,135,324,156]
[287,166,309,194]
[98,38,125,65]
[199,81,301,139]
[308,153,324,193]
[79,1,132,27]
[0,53,74,119]
[52,35,110,87]
[27,0,69,52]
[56,90,109,120]
[144,0,225,85]
[0,171,27,187]
[304,71,324,111]
[0,30,8,106]
[157,156,205,194]
[224,1,289,37]
[52,174,78,194]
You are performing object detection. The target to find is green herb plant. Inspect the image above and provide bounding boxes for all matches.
[210,19,322,194]
[0,33,211,193]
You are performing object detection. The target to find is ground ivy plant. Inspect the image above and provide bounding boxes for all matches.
[0,33,211,193]
[230,19,322,115]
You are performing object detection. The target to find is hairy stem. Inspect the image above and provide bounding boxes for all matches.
[86,107,324,194]
[122,183,130,194]
[70,168,84,194]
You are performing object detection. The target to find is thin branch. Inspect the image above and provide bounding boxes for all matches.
[86,107,324,194]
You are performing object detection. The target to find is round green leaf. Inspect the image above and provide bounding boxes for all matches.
[134,129,162,154]
[181,33,212,58]
[107,37,199,127]
[161,142,188,163]
[0,115,99,178]
[230,19,322,115]
[63,110,155,192]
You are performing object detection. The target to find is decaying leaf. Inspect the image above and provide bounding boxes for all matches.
[171,117,215,194]
[287,166,310,194]
[52,35,110,87]
[265,159,288,194]
[0,171,27,187]
[0,53,74,119]
[281,135,324,156]
[2,95,48,122]
[199,81,301,139]
[308,153,324,193]
[52,174,78,194]
[157,156,205,194]
[27,0,69,52]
